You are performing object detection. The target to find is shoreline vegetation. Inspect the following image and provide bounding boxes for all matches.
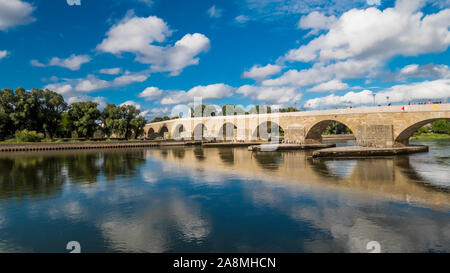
[411,133,450,140]
[0,88,148,143]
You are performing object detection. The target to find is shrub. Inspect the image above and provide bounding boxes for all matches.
[14,130,45,142]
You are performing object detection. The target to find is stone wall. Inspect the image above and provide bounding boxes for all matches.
[356,125,394,148]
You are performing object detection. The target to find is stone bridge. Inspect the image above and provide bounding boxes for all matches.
[144,103,450,148]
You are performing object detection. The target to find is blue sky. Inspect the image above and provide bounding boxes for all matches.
[0,0,449,118]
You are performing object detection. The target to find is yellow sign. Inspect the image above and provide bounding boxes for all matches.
[432,104,439,110]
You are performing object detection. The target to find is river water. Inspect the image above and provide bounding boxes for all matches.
[0,139,449,253]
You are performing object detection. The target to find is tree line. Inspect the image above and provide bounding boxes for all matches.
[0,88,147,141]
[416,120,450,135]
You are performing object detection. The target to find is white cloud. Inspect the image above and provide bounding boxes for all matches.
[150,33,210,76]
[308,79,349,92]
[397,63,450,80]
[207,5,222,18]
[237,85,302,104]
[258,0,450,99]
[49,55,91,71]
[97,13,210,75]
[263,58,379,87]
[67,95,107,109]
[32,54,92,71]
[149,107,170,117]
[120,100,141,109]
[298,11,336,35]
[160,84,234,105]
[139,87,164,101]
[304,79,450,108]
[99,67,122,75]
[0,50,8,59]
[30,59,45,67]
[285,2,450,63]
[242,64,282,81]
[0,0,35,31]
[97,14,171,54]
[235,15,250,23]
[74,75,109,92]
[44,71,149,102]
[112,71,149,86]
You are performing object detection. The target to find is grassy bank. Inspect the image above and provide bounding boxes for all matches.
[412,133,450,140]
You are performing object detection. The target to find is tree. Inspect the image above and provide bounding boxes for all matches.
[119,104,141,138]
[101,104,146,139]
[222,104,245,116]
[34,89,68,138]
[323,122,352,135]
[10,87,39,132]
[248,105,272,114]
[279,107,300,113]
[101,103,121,137]
[57,112,72,138]
[0,88,15,139]
[68,101,101,138]
[130,116,147,139]
[192,104,206,117]
[150,116,170,123]
[430,120,450,134]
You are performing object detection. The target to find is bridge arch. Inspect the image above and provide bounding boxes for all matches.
[172,124,185,139]
[395,118,450,145]
[193,123,208,140]
[253,121,284,141]
[218,123,237,141]
[305,119,355,144]
[158,125,169,139]
[147,128,155,139]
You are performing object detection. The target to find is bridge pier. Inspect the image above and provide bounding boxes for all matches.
[284,125,306,144]
[356,124,394,148]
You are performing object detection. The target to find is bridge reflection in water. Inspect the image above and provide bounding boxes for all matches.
[144,145,450,208]
[0,141,448,253]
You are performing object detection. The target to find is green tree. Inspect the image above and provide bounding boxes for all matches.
[323,122,352,135]
[68,101,101,138]
[0,88,15,139]
[101,103,121,137]
[130,116,147,139]
[34,89,68,138]
[222,104,245,116]
[279,107,300,113]
[119,104,141,138]
[57,112,72,138]
[430,120,450,134]
[10,87,39,132]
[150,116,170,123]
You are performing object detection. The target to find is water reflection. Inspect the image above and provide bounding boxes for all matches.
[218,148,234,164]
[252,152,284,170]
[0,141,448,253]
[0,156,66,199]
[100,190,210,253]
[0,150,146,199]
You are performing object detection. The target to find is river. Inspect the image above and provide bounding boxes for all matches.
[0,139,449,253]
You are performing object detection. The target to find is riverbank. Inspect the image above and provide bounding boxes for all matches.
[311,145,429,158]
[0,140,205,152]
[411,133,450,140]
